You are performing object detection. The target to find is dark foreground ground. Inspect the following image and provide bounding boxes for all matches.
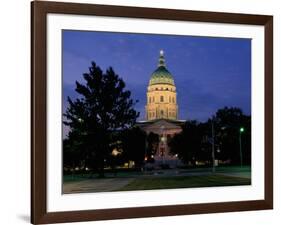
[63,166,251,194]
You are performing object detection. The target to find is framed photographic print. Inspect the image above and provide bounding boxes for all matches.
[31,1,273,224]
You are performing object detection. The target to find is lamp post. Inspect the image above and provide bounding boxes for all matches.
[144,137,148,173]
[211,117,216,173]
[160,125,165,165]
[239,127,244,168]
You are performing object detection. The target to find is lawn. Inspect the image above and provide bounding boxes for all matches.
[63,174,93,182]
[63,171,143,182]
[117,174,251,191]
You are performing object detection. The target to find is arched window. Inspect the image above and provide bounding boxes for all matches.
[172,97,175,103]
[161,110,164,116]
[160,96,164,102]
[149,97,151,103]
[153,96,155,102]
[169,96,171,103]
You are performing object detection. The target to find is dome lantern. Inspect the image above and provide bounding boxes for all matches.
[149,50,175,86]
[158,49,166,67]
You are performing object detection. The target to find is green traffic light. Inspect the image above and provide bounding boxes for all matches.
[240,127,245,133]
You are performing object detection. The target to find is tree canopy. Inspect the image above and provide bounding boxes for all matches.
[63,62,139,177]
[169,107,251,166]
[120,127,147,168]
[169,120,206,165]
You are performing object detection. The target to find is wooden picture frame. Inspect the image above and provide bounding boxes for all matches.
[31,1,273,224]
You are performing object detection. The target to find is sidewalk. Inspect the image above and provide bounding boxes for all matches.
[63,177,135,194]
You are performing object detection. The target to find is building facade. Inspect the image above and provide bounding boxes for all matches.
[137,119,183,165]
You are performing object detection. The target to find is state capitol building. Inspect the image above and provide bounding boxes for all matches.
[138,50,185,166]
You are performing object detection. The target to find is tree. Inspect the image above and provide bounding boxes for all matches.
[214,107,251,165]
[168,106,251,167]
[121,127,147,168]
[64,62,139,177]
[146,132,159,162]
[63,137,83,173]
[169,120,205,165]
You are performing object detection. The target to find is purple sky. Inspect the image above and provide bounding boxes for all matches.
[63,30,251,133]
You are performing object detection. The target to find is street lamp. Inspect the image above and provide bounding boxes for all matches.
[239,127,245,168]
[160,125,165,165]
[144,136,148,173]
[211,117,216,173]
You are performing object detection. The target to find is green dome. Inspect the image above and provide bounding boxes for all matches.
[149,66,175,85]
[149,50,175,86]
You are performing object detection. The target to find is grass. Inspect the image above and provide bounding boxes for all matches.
[117,174,251,191]
[63,174,92,182]
[63,171,143,182]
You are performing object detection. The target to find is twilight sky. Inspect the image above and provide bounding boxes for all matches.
[63,30,251,124]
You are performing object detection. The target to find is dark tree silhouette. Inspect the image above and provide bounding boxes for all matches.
[168,107,251,166]
[64,62,139,177]
[146,132,159,161]
[214,107,251,165]
[169,120,204,165]
[120,127,146,168]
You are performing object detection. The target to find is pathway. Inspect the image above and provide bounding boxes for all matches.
[63,177,135,194]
